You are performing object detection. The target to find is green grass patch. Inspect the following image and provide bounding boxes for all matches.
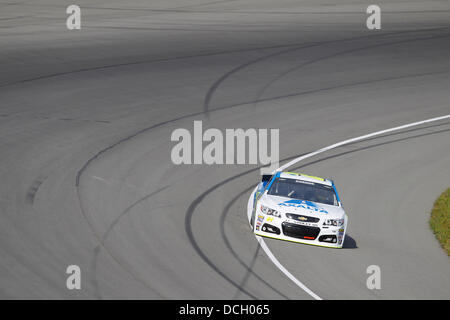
[429,188,450,256]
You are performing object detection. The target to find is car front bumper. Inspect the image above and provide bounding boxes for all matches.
[253,215,348,248]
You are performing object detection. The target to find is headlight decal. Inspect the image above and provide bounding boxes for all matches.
[260,204,281,218]
[323,218,344,226]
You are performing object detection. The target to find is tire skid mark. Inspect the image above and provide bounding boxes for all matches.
[177,0,238,10]
[232,245,261,300]
[2,27,447,90]
[203,27,450,115]
[26,175,47,204]
[220,184,290,299]
[203,42,320,117]
[91,186,169,299]
[0,42,315,89]
[185,184,259,299]
[252,31,450,105]
[85,25,300,33]
[221,69,450,115]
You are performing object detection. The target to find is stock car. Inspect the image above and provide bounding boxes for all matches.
[250,172,348,248]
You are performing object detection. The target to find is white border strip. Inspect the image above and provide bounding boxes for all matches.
[250,114,450,300]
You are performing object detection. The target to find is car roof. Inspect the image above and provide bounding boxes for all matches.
[277,172,333,187]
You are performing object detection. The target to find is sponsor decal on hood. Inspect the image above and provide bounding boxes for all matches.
[278,199,328,214]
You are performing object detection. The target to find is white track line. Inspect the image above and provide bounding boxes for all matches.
[250,114,450,300]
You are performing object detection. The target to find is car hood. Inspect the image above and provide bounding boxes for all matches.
[260,194,345,219]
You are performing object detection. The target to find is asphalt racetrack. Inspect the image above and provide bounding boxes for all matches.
[0,0,449,299]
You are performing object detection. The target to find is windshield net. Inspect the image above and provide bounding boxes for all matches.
[268,178,338,206]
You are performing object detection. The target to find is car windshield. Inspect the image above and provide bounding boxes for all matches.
[267,178,338,206]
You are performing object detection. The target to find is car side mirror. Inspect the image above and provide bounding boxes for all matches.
[261,174,272,183]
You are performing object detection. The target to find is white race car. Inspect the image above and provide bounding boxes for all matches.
[249,171,348,248]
